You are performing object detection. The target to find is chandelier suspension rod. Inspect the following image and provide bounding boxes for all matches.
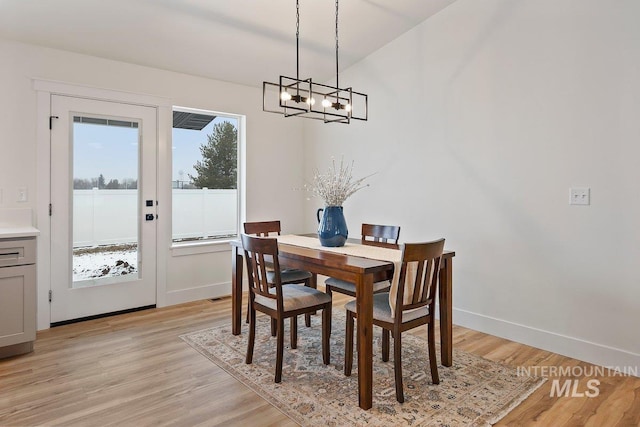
[296,0,300,81]
[295,0,300,94]
[335,0,339,92]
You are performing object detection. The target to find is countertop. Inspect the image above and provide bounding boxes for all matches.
[0,226,40,239]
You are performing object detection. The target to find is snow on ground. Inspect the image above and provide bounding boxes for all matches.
[73,244,138,281]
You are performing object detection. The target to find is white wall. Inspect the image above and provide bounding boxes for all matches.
[304,0,640,369]
[0,39,307,326]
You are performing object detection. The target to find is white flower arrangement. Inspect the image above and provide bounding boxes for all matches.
[306,158,373,206]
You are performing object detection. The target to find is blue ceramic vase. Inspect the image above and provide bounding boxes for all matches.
[317,206,348,247]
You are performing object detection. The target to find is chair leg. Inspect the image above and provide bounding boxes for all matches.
[245,305,256,365]
[382,329,390,362]
[290,316,298,349]
[275,317,284,383]
[305,313,311,327]
[306,276,316,326]
[427,320,440,385]
[322,286,333,329]
[322,303,331,365]
[327,303,332,339]
[271,318,277,336]
[394,330,404,403]
[344,310,354,376]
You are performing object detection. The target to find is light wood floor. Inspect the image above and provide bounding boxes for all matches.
[1,295,638,426]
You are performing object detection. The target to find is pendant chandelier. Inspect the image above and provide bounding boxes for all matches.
[262,0,368,124]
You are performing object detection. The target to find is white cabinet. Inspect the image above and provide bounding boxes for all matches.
[0,237,37,358]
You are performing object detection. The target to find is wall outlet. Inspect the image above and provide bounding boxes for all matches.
[17,187,28,202]
[569,187,590,205]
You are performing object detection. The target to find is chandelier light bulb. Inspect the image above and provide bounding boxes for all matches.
[306,97,316,105]
[344,103,352,112]
[322,99,332,108]
[280,91,292,101]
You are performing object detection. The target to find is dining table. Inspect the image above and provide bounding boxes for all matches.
[230,235,455,410]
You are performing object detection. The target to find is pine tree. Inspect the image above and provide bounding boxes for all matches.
[189,121,237,189]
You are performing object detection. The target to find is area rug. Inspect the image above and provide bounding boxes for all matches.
[180,313,545,427]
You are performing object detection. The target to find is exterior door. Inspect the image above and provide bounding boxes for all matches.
[50,95,157,323]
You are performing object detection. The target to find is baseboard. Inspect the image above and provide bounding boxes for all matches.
[164,282,233,306]
[453,307,640,375]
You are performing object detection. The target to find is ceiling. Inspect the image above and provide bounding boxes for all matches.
[0,0,456,88]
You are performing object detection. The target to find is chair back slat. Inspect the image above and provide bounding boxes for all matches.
[362,223,401,244]
[241,234,281,304]
[254,252,271,296]
[411,260,426,305]
[393,239,445,315]
[244,221,282,237]
[419,259,436,303]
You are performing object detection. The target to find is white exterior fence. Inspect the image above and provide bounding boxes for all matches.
[73,189,237,247]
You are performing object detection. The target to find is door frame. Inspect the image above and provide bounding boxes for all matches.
[34,79,172,330]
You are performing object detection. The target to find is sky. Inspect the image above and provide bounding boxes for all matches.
[172,116,237,184]
[73,116,237,183]
[73,122,138,182]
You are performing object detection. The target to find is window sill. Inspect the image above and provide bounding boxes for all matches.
[170,237,238,257]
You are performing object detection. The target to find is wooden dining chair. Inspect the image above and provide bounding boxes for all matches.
[324,223,401,297]
[244,221,314,328]
[242,234,332,383]
[344,238,445,403]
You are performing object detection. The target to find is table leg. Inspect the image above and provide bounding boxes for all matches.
[232,246,243,335]
[356,273,374,410]
[439,256,453,366]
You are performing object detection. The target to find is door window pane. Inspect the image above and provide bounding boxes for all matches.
[72,116,140,286]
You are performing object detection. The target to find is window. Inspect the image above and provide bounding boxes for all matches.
[171,107,240,243]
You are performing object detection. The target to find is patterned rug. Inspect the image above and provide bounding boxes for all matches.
[181,313,545,427]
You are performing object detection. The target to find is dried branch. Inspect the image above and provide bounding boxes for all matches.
[305,157,373,206]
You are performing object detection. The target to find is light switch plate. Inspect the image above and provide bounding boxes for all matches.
[17,187,28,202]
[569,187,590,205]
